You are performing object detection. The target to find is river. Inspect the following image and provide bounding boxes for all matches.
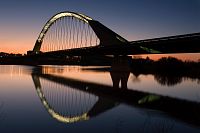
[0,65,199,133]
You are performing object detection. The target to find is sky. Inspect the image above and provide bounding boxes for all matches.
[0,0,200,54]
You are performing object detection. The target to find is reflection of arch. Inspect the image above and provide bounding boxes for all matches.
[32,73,117,123]
[33,75,89,123]
[32,66,200,126]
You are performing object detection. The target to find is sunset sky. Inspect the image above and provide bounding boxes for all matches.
[0,0,200,60]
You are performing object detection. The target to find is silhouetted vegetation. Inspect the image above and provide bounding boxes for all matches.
[130,56,200,86]
[1,52,200,86]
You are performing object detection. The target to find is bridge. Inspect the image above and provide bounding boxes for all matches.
[31,66,200,126]
[27,11,200,57]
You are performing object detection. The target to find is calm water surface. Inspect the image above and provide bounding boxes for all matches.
[0,65,200,133]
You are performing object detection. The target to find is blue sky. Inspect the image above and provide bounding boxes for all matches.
[0,0,199,53]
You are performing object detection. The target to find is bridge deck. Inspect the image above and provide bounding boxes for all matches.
[34,32,200,56]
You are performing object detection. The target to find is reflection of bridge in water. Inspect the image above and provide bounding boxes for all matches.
[31,65,200,127]
[32,67,118,123]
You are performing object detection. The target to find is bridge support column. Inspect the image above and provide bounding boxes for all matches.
[32,40,42,54]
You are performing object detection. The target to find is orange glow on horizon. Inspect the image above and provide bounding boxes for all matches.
[0,46,31,54]
[136,53,200,62]
[0,39,34,54]
[0,25,38,54]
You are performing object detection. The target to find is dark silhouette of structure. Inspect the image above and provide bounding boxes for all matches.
[31,61,200,126]
[1,11,199,65]
[27,11,200,57]
[110,56,131,89]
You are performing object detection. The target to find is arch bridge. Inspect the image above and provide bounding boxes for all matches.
[28,11,200,56]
